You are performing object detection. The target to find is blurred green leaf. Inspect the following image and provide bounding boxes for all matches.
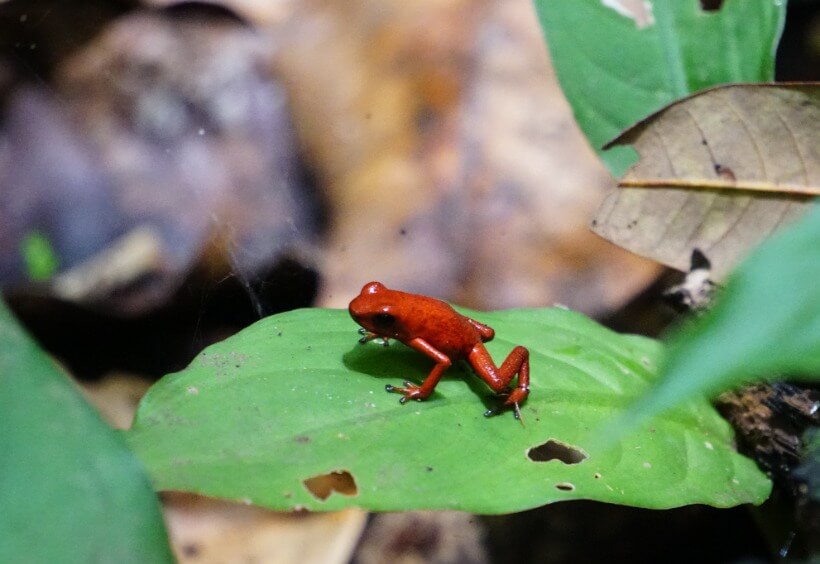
[127,307,769,513]
[534,0,785,176]
[620,204,820,428]
[0,301,172,563]
[20,231,59,280]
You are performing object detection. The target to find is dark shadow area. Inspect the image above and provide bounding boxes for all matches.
[0,0,137,81]
[6,256,319,380]
[776,0,820,81]
[482,501,772,564]
[342,341,432,381]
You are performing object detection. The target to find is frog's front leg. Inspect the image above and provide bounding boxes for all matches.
[385,338,451,403]
[358,327,390,346]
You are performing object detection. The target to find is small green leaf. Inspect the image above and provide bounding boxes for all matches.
[534,0,785,176]
[127,307,769,513]
[0,301,173,563]
[20,231,59,280]
[622,204,820,425]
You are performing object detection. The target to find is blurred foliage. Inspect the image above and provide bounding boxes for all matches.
[0,301,172,563]
[622,204,819,427]
[20,231,59,281]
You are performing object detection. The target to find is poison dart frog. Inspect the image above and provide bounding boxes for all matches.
[348,281,530,422]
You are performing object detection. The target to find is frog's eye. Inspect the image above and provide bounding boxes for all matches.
[372,312,396,329]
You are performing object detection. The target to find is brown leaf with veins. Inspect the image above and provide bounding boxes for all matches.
[593,83,819,281]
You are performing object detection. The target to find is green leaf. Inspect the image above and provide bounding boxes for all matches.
[533,0,785,176]
[622,203,820,426]
[126,307,770,513]
[20,231,59,280]
[0,302,173,563]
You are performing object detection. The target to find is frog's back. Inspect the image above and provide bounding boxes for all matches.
[349,281,483,359]
[389,290,481,358]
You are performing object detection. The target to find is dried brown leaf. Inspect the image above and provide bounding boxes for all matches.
[286,0,658,312]
[592,83,819,280]
[163,493,366,564]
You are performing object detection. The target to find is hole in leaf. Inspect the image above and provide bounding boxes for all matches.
[698,0,724,11]
[601,0,655,29]
[303,470,358,501]
[527,439,588,464]
[555,482,575,492]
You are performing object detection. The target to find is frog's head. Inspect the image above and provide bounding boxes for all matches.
[348,281,400,337]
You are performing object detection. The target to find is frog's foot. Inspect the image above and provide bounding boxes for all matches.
[502,386,529,407]
[358,328,390,346]
[385,381,428,403]
[483,387,529,426]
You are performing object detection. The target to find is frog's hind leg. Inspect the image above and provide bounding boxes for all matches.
[467,343,529,422]
[466,318,495,342]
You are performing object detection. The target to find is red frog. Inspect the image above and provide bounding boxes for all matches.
[348,281,530,421]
